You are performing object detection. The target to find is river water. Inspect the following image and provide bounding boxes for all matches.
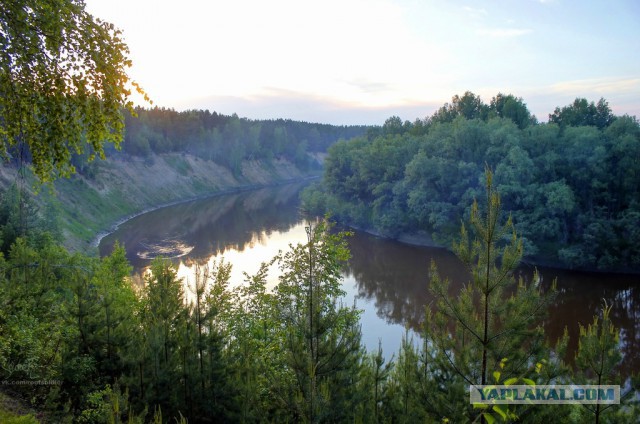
[99,182,639,376]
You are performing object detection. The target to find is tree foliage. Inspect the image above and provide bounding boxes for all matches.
[115,107,368,174]
[273,220,364,422]
[0,0,148,181]
[549,98,616,129]
[571,301,640,423]
[425,169,563,422]
[303,93,640,271]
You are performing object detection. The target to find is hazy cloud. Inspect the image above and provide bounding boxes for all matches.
[510,76,640,121]
[85,0,640,125]
[463,6,488,18]
[477,28,532,37]
[344,78,396,94]
[181,90,441,126]
[549,77,640,95]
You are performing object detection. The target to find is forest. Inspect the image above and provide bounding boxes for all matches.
[114,108,368,174]
[302,92,640,272]
[9,106,368,181]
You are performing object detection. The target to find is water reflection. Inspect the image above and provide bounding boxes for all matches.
[539,267,640,377]
[100,182,306,266]
[346,230,640,376]
[345,230,465,330]
[100,183,640,376]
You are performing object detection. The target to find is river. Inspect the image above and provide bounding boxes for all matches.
[99,182,639,377]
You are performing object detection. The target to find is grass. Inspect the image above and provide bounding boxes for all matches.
[0,392,40,424]
[55,175,137,247]
[164,155,193,176]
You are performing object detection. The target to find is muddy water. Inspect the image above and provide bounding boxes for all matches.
[100,182,639,375]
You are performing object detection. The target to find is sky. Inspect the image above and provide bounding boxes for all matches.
[84,0,640,125]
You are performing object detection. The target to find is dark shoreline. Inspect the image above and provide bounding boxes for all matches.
[335,220,640,276]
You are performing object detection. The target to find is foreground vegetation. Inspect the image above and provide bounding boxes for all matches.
[303,93,640,271]
[0,172,637,423]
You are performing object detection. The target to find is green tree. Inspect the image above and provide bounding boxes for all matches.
[549,98,615,130]
[384,332,424,423]
[0,0,148,181]
[139,258,185,419]
[230,259,284,422]
[357,341,393,423]
[274,220,364,423]
[381,116,405,136]
[431,91,489,123]
[425,168,559,422]
[0,184,55,254]
[572,301,638,424]
[200,260,237,421]
[0,239,70,406]
[489,93,533,129]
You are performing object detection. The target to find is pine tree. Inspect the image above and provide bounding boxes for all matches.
[360,341,393,423]
[385,331,425,423]
[139,258,185,419]
[572,301,638,423]
[201,260,237,421]
[424,168,558,422]
[231,259,282,422]
[92,242,136,383]
[274,219,364,423]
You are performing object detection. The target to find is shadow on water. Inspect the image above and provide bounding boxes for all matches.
[100,182,640,377]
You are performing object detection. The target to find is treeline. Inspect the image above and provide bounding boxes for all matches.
[107,108,369,174]
[302,92,640,271]
[12,107,368,180]
[1,179,637,423]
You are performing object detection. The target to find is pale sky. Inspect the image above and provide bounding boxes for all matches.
[84,0,640,125]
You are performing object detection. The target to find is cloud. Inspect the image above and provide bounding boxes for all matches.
[477,28,532,37]
[179,90,442,126]
[344,78,396,94]
[548,77,640,96]
[463,6,488,18]
[506,76,640,120]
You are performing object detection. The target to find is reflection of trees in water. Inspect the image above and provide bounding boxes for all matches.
[540,267,640,378]
[100,182,307,269]
[345,231,468,331]
[347,232,640,377]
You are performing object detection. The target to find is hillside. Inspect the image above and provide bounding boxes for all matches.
[0,106,367,252]
[0,153,318,253]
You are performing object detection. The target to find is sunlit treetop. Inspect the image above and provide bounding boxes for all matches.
[0,0,149,182]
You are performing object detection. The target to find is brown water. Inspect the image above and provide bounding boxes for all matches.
[99,182,640,375]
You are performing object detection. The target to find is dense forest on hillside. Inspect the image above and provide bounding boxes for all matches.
[302,92,640,271]
[10,107,370,180]
[112,108,368,173]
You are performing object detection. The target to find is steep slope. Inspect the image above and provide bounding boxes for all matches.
[0,153,317,252]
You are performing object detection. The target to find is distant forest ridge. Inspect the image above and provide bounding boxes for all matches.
[111,107,370,173]
[302,92,640,272]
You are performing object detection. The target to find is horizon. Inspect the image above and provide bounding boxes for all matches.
[84,0,640,126]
